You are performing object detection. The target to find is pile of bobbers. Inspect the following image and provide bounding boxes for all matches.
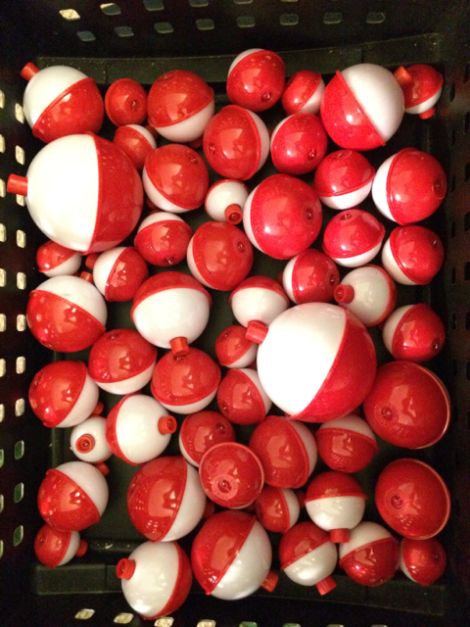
[11,52,450,620]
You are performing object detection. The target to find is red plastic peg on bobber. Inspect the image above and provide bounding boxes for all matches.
[34,525,88,568]
[282,249,340,304]
[179,411,236,467]
[113,124,156,171]
[105,78,147,126]
[399,538,447,585]
[282,70,325,115]
[255,486,301,533]
[217,368,271,425]
[70,416,111,464]
[204,179,248,224]
[215,325,258,368]
[394,64,443,119]
[134,211,192,267]
[36,240,81,277]
[270,113,328,175]
[87,246,148,302]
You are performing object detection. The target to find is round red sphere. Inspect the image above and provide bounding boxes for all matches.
[255,486,301,533]
[134,212,192,267]
[179,411,236,467]
[215,325,257,368]
[394,64,443,118]
[113,124,156,171]
[91,246,149,302]
[105,78,147,126]
[400,538,447,585]
[34,524,87,568]
[217,368,271,425]
[282,70,325,115]
[36,240,81,277]
[270,113,328,175]
[282,249,340,304]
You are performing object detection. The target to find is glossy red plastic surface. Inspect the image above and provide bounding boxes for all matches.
[282,70,323,115]
[105,78,147,126]
[396,64,443,109]
[102,247,148,301]
[288,249,340,303]
[313,150,375,197]
[36,240,77,272]
[34,525,73,568]
[340,536,399,586]
[180,411,235,466]
[113,125,155,171]
[306,472,366,501]
[190,221,254,290]
[255,486,294,533]
[375,458,451,539]
[390,303,445,361]
[132,271,211,311]
[230,275,288,302]
[389,225,444,284]
[322,209,385,260]
[271,113,328,175]
[217,369,267,426]
[279,522,329,568]
[401,538,447,585]
[134,217,191,267]
[316,424,378,474]
[215,325,256,367]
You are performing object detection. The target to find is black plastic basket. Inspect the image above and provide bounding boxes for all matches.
[1,1,470,626]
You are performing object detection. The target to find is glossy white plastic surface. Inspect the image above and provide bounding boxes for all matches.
[381,238,415,285]
[126,124,156,148]
[283,489,301,528]
[232,286,288,327]
[339,522,393,559]
[96,363,154,395]
[70,417,111,463]
[163,463,206,541]
[37,275,107,324]
[58,461,108,515]
[320,181,373,210]
[339,266,393,325]
[59,373,99,428]
[306,495,366,531]
[159,390,217,415]
[290,421,318,476]
[372,154,396,220]
[155,100,214,143]
[382,304,413,353]
[92,247,124,296]
[318,414,377,440]
[43,253,82,277]
[331,241,383,268]
[284,542,337,586]
[239,368,272,413]
[58,531,81,566]
[205,180,248,222]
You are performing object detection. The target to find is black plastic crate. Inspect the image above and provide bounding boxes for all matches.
[1,1,469,626]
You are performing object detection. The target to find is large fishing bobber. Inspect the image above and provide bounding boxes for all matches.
[199,443,265,509]
[127,456,206,541]
[20,62,104,142]
[227,48,285,112]
[113,124,156,171]
[179,411,236,467]
[381,225,444,285]
[375,459,451,539]
[147,69,214,142]
[215,325,258,369]
[87,246,148,302]
[88,329,157,395]
[394,64,444,119]
[315,414,378,474]
[282,249,340,304]
[70,416,112,465]
[270,113,328,175]
[204,179,248,224]
[105,78,147,126]
[383,303,445,362]
[117,541,192,620]
[36,240,81,277]
[255,486,301,533]
[26,275,107,352]
[333,265,397,327]
[279,522,337,595]
[305,472,367,544]
[34,525,88,568]
[255,303,376,422]
[7,134,143,253]
[313,150,375,210]
[37,461,109,532]
[322,209,385,268]
[339,522,399,586]
[143,144,208,213]
[372,149,446,224]
[282,70,325,115]
[106,394,176,465]
[187,221,254,291]
[243,174,322,260]
[134,212,192,267]
[320,63,404,150]
[131,272,211,355]
[29,360,99,428]
[192,511,278,599]
[203,104,269,180]
[217,368,271,425]
[364,361,450,449]
[151,348,221,414]
[399,538,447,585]
[249,415,317,489]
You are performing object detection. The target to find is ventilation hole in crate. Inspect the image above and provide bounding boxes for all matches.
[233,0,253,5]
[144,0,164,10]
[238,623,256,627]
[282,624,300,627]
[15,146,25,165]
[0,314,5,331]
[15,356,26,374]
[0,495,3,514]
[0,404,4,423]
[327,624,345,626]
[465,112,470,133]
[15,103,24,123]
[0,224,6,242]
[0,269,6,287]
[14,441,25,461]
[465,163,470,181]
[154,21,174,34]
[114,25,134,37]
[13,525,24,546]
[449,83,456,102]
[16,230,26,248]
[0,541,3,559]
[0,91,5,109]
[366,11,386,24]
[59,8,81,20]
[450,174,456,192]
[465,262,470,280]
[74,609,95,620]
[77,30,96,42]
[237,15,255,27]
[13,483,24,504]
[196,18,215,31]
[197,621,216,627]
[15,399,25,417]
[451,220,456,237]
[0,135,5,153]
[280,13,299,26]
[155,619,174,627]
[101,2,122,16]
[0,450,4,468]
[16,272,27,290]
[0,359,5,378]
[323,11,343,25]
[0,180,5,198]
[16,194,25,207]
[190,0,209,7]
[113,613,134,624]
[16,315,26,332]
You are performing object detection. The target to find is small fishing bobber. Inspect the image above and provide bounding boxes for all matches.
[282,249,340,304]
[86,246,148,302]
[105,78,147,126]
[399,538,447,585]
[282,70,324,115]
[179,411,236,467]
[255,486,301,533]
[217,368,272,425]
[70,417,111,467]
[36,240,81,277]
[394,64,444,119]
[113,124,156,171]
[227,49,285,111]
[215,325,258,369]
[134,212,192,267]
[270,113,328,175]
[34,525,88,568]
[204,179,248,224]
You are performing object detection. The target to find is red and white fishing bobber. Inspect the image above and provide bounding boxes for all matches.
[117,541,192,620]
[375,458,451,540]
[364,361,450,449]
[383,303,445,362]
[372,149,447,225]
[131,272,211,354]
[313,150,375,210]
[38,461,109,532]
[217,368,271,425]
[105,78,147,126]
[7,134,143,253]
[70,416,112,465]
[399,538,447,586]
[143,144,208,213]
[282,249,340,305]
[394,64,444,119]
[323,209,385,268]
[179,411,236,467]
[243,174,322,260]
[255,303,376,422]
[26,275,107,352]
[88,329,156,395]
[113,124,156,171]
[192,511,278,599]
[148,69,214,142]
[227,49,285,112]
[20,62,104,142]
[106,394,177,465]
[282,70,325,115]
[87,247,148,302]
[381,225,444,285]
[255,486,301,533]
[305,472,367,544]
[316,414,378,474]
[127,456,206,541]
[34,524,88,568]
[279,522,337,595]
[270,113,328,175]
[334,265,397,327]
[187,221,254,291]
[203,105,269,180]
[320,63,404,150]
[249,415,317,489]
[215,325,258,369]
[204,179,248,224]
[29,360,99,428]
[199,443,265,509]
[134,211,192,267]
[151,347,221,414]
[339,522,399,586]
[36,240,81,277]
